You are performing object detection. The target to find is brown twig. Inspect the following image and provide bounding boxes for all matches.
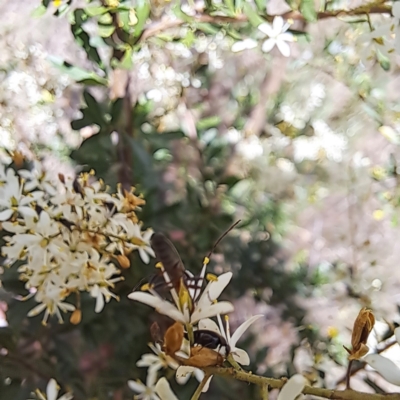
[139,5,392,43]
[203,366,400,399]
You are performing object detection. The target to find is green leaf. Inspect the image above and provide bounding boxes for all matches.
[173,4,194,23]
[254,0,267,11]
[196,23,220,35]
[182,29,196,47]
[99,12,113,24]
[377,50,391,71]
[235,0,244,12]
[197,116,221,130]
[71,9,103,67]
[48,56,108,85]
[84,5,108,16]
[31,4,47,17]
[111,47,134,69]
[134,1,150,37]
[224,0,235,15]
[70,134,114,177]
[98,24,116,37]
[243,3,265,27]
[300,0,317,22]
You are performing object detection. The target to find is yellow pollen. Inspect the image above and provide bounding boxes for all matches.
[155,262,163,269]
[206,273,218,282]
[141,283,152,291]
[131,237,145,246]
[203,256,210,265]
[225,315,229,322]
[40,238,49,248]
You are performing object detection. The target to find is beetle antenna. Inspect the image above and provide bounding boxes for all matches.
[207,220,241,259]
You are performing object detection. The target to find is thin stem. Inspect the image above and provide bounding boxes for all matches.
[227,353,243,371]
[187,323,194,345]
[346,359,354,389]
[260,383,269,400]
[202,366,400,400]
[191,373,211,400]
[139,5,393,42]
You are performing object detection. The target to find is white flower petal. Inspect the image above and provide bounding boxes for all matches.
[258,22,273,36]
[262,39,276,53]
[233,348,251,365]
[230,315,263,348]
[0,209,13,221]
[95,292,104,313]
[208,272,233,301]
[147,367,158,388]
[276,40,291,57]
[395,326,400,346]
[201,375,212,392]
[364,354,400,386]
[139,248,150,264]
[176,366,195,384]
[198,318,220,334]
[128,379,146,393]
[46,379,59,400]
[128,292,186,323]
[19,206,38,219]
[191,301,234,324]
[277,374,307,400]
[231,39,258,53]
[279,32,294,42]
[194,368,205,383]
[232,41,249,53]
[272,16,284,34]
[155,377,178,400]
[394,2,400,18]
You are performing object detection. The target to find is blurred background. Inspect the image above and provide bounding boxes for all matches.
[2,0,400,399]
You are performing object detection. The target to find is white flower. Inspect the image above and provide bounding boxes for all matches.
[117,221,155,264]
[128,373,160,400]
[34,378,73,400]
[231,38,258,53]
[18,161,57,195]
[28,283,75,325]
[200,314,264,365]
[176,366,210,391]
[0,172,42,221]
[128,272,234,325]
[137,343,179,374]
[277,374,307,400]
[15,211,62,265]
[258,17,294,57]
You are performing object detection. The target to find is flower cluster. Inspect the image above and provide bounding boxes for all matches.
[0,158,154,325]
[128,233,263,398]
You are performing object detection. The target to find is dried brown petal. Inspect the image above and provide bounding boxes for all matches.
[163,322,184,356]
[348,343,369,361]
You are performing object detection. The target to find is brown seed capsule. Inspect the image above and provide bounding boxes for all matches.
[70,309,82,325]
[344,307,375,360]
[116,254,130,269]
